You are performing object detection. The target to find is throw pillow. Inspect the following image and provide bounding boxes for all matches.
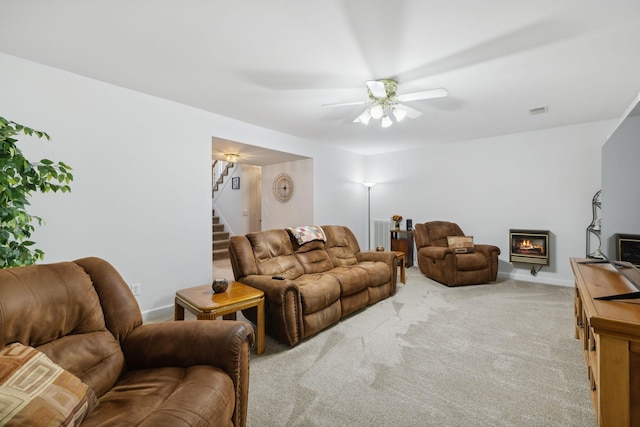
[447,235,475,253]
[0,342,98,426]
[286,226,326,245]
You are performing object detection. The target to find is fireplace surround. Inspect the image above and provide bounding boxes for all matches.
[509,229,550,265]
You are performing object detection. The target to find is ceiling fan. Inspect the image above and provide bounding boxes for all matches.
[323,79,448,128]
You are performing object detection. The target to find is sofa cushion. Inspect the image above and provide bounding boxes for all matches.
[0,342,98,427]
[323,226,360,267]
[246,229,305,278]
[294,240,335,274]
[0,261,125,398]
[294,274,341,315]
[355,261,391,287]
[82,366,235,426]
[326,266,369,296]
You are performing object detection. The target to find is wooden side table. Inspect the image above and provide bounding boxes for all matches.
[390,230,414,267]
[175,281,265,355]
[393,251,406,284]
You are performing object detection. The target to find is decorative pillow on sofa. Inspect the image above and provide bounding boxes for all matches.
[447,236,475,253]
[0,342,98,427]
[286,226,326,245]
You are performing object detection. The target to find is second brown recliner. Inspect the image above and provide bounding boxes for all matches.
[414,221,500,286]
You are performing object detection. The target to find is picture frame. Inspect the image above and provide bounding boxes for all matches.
[231,177,240,190]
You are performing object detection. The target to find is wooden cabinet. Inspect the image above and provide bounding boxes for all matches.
[570,258,640,426]
[390,230,413,267]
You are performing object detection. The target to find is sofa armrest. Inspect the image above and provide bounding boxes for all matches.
[356,250,396,265]
[237,275,304,346]
[357,250,397,289]
[122,320,254,371]
[122,320,253,427]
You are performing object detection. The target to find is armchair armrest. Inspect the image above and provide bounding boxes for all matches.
[475,244,501,257]
[419,246,455,260]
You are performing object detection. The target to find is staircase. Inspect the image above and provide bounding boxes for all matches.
[212,161,234,193]
[212,210,230,260]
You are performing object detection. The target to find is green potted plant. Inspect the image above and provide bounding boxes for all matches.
[0,117,73,268]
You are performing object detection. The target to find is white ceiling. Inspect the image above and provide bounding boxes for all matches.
[2,1,640,156]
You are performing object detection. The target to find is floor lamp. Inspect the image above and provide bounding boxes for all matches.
[363,182,376,250]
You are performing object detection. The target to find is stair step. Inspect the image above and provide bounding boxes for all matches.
[212,248,230,260]
[213,239,229,250]
[213,231,229,241]
[212,223,224,232]
[212,216,220,225]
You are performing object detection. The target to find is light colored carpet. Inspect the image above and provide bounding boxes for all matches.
[167,260,595,426]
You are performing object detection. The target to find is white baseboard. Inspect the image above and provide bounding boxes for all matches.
[498,272,574,287]
[141,304,174,322]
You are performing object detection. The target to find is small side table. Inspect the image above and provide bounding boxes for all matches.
[393,251,406,284]
[175,281,265,355]
[390,230,414,267]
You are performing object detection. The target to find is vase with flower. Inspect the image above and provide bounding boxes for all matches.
[391,214,403,230]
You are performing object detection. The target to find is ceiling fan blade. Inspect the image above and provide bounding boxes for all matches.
[396,104,423,119]
[322,100,368,107]
[397,88,448,102]
[366,80,388,98]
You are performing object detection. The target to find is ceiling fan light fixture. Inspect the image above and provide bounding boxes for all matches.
[370,105,383,120]
[381,115,393,128]
[393,107,407,122]
[354,110,371,125]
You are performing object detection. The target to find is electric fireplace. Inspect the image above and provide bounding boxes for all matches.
[616,233,640,266]
[509,229,550,265]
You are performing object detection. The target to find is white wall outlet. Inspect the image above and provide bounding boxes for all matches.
[131,283,141,296]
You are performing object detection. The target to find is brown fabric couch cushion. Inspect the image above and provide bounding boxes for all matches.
[246,229,304,279]
[82,366,235,427]
[294,274,341,315]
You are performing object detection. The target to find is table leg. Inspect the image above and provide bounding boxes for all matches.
[174,299,185,320]
[256,298,265,355]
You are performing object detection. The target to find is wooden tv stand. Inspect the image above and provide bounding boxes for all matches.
[570,258,640,426]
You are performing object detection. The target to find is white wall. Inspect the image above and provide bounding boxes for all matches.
[365,121,615,285]
[0,53,364,317]
[602,112,640,256]
[261,159,313,230]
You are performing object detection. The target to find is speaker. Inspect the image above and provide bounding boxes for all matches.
[406,219,413,231]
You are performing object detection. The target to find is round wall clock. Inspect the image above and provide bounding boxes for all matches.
[272,173,294,203]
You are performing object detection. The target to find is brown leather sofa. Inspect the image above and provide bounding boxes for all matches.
[229,225,397,346]
[414,221,501,287]
[0,257,254,427]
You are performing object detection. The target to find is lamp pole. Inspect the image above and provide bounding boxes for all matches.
[363,182,376,250]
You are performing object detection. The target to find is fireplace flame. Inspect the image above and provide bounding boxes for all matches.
[517,239,544,255]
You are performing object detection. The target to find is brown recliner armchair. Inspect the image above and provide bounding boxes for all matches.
[0,257,254,426]
[414,221,500,286]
